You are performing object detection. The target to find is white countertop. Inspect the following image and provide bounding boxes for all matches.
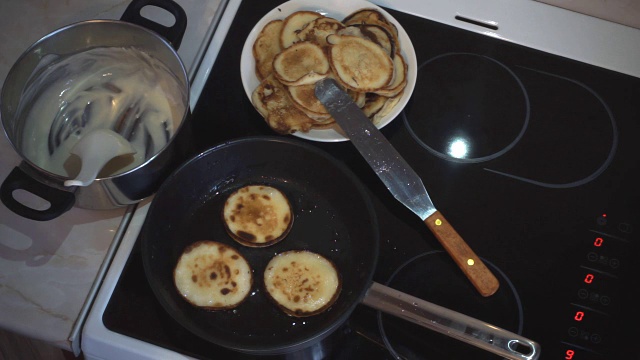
[0,0,222,353]
[536,0,640,29]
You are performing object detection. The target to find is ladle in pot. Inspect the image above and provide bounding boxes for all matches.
[64,129,136,187]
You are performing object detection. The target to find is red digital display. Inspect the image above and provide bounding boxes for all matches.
[574,311,585,321]
[565,349,575,359]
[584,273,595,284]
[594,237,603,247]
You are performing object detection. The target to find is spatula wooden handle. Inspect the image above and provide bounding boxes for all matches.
[425,211,500,297]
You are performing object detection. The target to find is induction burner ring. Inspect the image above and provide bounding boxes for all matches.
[377,251,524,359]
[403,53,530,163]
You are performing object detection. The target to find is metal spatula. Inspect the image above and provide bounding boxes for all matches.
[316,78,499,297]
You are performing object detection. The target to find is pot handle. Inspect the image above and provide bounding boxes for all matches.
[120,0,187,50]
[362,282,542,360]
[0,166,76,221]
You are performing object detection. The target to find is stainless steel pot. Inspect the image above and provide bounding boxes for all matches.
[0,0,192,220]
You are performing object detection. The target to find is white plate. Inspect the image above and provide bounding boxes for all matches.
[240,0,417,142]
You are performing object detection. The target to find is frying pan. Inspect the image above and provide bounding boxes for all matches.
[141,136,377,354]
[140,136,540,358]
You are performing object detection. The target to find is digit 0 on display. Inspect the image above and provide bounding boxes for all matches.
[593,237,603,247]
[584,273,595,284]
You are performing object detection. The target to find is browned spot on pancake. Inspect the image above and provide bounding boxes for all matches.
[210,272,217,280]
[262,195,271,200]
[265,235,274,241]
[284,214,290,223]
[238,230,257,242]
[191,275,197,282]
[218,245,227,253]
[221,288,231,295]
[231,254,239,260]
[294,295,300,302]
[230,215,236,222]
[232,281,237,287]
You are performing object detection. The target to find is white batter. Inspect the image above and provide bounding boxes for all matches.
[15,46,187,177]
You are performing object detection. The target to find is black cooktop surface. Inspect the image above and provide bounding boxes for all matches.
[103,1,640,359]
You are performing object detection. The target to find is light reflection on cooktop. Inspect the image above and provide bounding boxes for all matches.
[403,53,617,189]
[403,53,530,163]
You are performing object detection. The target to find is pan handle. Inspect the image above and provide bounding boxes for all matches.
[120,0,187,50]
[0,166,75,221]
[362,282,541,360]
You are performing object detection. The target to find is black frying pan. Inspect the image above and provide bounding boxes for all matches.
[140,136,540,358]
[140,136,379,354]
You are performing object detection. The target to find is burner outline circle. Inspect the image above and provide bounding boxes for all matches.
[376,250,524,359]
[403,53,530,164]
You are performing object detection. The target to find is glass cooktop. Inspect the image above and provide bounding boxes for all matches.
[102,0,640,359]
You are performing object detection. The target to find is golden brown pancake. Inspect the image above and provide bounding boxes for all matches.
[373,90,404,125]
[253,19,284,80]
[287,83,332,120]
[375,51,407,97]
[223,185,293,247]
[327,34,393,92]
[343,8,392,26]
[273,41,330,86]
[348,89,367,108]
[361,93,388,118]
[296,17,345,47]
[264,250,341,317]
[338,24,395,57]
[343,8,400,52]
[173,241,252,310]
[280,11,323,48]
[252,74,315,134]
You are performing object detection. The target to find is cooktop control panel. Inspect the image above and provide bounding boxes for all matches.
[558,213,631,360]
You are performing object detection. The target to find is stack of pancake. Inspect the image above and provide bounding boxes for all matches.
[252,8,408,134]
